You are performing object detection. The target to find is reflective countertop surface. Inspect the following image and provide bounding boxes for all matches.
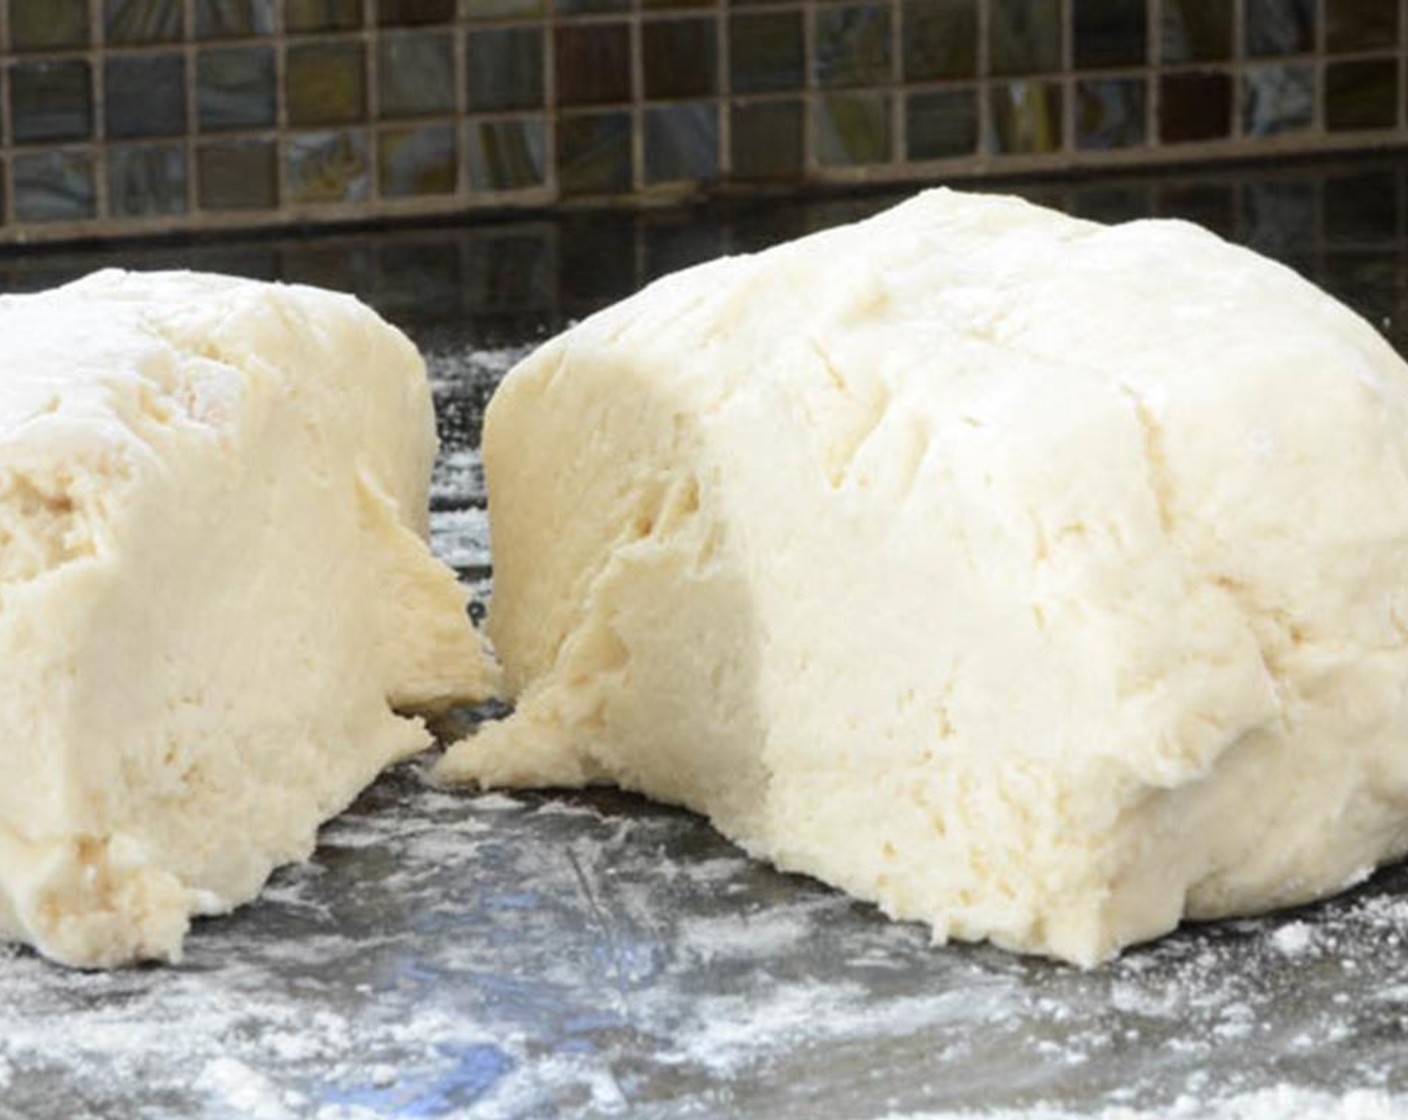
[2,156,1408,1119]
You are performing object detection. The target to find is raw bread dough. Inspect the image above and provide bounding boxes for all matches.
[0,270,494,968]
[438,188,1408,965]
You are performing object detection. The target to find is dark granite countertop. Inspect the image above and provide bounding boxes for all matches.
[2,155,1408,1120]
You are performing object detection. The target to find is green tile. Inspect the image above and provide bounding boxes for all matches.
[1074,0,1147,69]
[10,61,92,144]
[557,111,632,194]
[643,18,718,100]
[990,81,1063,152]
[195,0,275,38]
[730,99,803,180]
[465,117,546,191]
[906,88,978,159]
[286,0,363,32]
[816,93,891,166]
[1242,62,1313,136]
[107,54,186,140]
[816,4,891,90]
[376,0,456,25]
[1325,58,1398,131]
[467,27,544,112]
[105,0,184,44]
[1245,0,1315,57]
[13,151,94,223]
[1162,0,1232,62]
[902,0,977,82]
[198,139,277,209]
[644,102,719,183]
[379,31,456,119]
[1075,77,1146,149]
[198,46,277,132]
[1158,69,1232,143]
[379,123,458,196]
[284,130,370,204]
[287,41,367,126]
[9,0,89,52]
[1327,0,1400,51]
[990,0,1061,76]
[108,143,187,218]
[729,11,804,95]
[556,22,632,106]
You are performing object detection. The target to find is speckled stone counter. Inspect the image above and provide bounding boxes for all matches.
[2,156,1408,1119]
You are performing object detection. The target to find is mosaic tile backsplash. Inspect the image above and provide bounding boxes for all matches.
[0,0,1405,243]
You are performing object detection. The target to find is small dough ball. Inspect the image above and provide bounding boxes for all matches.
[0,270,495,968]
[440,188,1408,965]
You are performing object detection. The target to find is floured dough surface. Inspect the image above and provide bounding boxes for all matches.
[0,269,495,968]
[439,188,1408,965]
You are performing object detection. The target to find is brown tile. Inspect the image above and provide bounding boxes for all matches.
[378,124,458,196]
[1162,0,1232,63]
[1325,58,1398,131]
[287,41,368,127]
[198,139,278,210]
[286,0,364,32]
[556,23,632,106]
[376,0,455,25]
[1159,70,1232,143]
[285,130,370,204]
[9,0,89,51]
[1326,0,1400,52]
[989,81,1063,153]
[643,18,718,100]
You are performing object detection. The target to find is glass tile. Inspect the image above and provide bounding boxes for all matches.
[376,0,456,25]
[557,111,632,194]
[1327,0,1400,52]
[379,31,455,119]
[902,0,977,82]
[12,151,94,223]
[1245,0,1315,57]
[197,139,277,209]
[1158,69,1232,142]
[106,53,186,140]
[1072,184,1152,224]
[643,0,714,8]
[990,0,1061,76]
[378,123,458,196]
[1325,58,1398,131]
[1156,183,1235,236]
[906,88,978,159]
[555,23,632,106]
[285,129,370,204]
[1075,76,1147,149]
[107,143,187,218]
[105,0,184,44]
[194,0,275,38]
[198,46,277,132]
[1324,171,1397,246]
[1161,0,1232,62]
[729,12,804,95]
[10,61,92,145]
[642,18,718,100]
[287,41,367,126]
[815,4,891,90]
[644,101,719,183]
[465,117,546,191]
[463,0,545,18]
[467,27,544,112]
[286,1,364,32]
[9,0,89,52]
[989,80,1063,152]
[816,93,891,165]
[1073,0,1147,69]
[730,98,803,180]
[1242,62,1313,136]
[555,0,629,13]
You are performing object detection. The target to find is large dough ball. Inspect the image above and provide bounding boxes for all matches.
[439,189,1408,964]
[0,270,495,967]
